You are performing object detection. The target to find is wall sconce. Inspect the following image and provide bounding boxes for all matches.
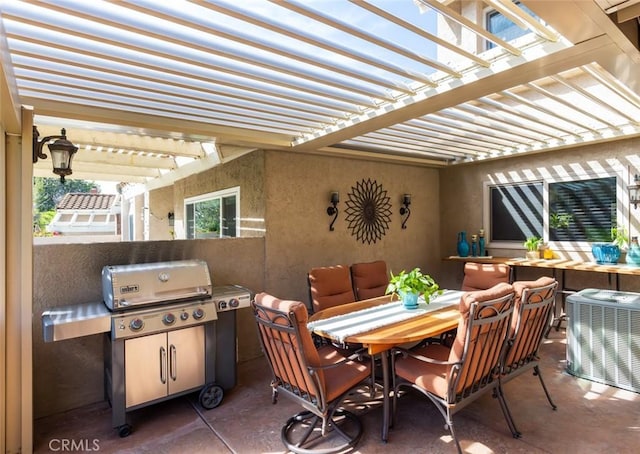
[630,174,640,209]
[400,194,411,229]
[33,126,78,183]
[327,192,339,231]
[168,212,175,226]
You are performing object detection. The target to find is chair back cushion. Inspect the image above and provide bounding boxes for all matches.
[449,282,515,395]
[350,260,388,300]
[308,265,356,313]
[504,277,557,369]
[461,262,510,291]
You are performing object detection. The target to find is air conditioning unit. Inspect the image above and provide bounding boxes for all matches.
[566,289,640,393]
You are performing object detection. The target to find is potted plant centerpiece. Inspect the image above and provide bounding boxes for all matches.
[386,267,442,310]
[523,236,542,260]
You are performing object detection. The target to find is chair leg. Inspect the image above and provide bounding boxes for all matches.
[281,409,363,454]
[444,408,462,454]
[533,365,558,410]
[494,384,521,438]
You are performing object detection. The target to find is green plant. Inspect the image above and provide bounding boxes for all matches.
[523,236,542,252]
[386,268,442,302]
[611,225,629,249]
[550,212,573,229]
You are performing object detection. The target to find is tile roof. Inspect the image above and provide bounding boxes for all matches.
[57,193,117,211]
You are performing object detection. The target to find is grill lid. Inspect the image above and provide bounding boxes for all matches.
[102,259,212,310]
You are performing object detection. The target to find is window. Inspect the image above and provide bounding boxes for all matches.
[549,177,616,242]
[489,182,543,243]
[184,187,239,239]
[485,2,537,49]
[486,176,619,248]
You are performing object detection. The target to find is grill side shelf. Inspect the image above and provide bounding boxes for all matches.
[42,301,111,342]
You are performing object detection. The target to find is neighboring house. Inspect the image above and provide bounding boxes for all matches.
[47,192,121,238]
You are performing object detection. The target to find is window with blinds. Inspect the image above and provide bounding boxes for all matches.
[489,182,543,243]
[487,176,617,246]
[549,177,616,242]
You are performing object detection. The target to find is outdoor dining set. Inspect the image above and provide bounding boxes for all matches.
[250,260,559,454]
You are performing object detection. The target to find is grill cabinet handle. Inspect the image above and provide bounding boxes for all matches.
[160,346,167,384]
[169,344,177,381]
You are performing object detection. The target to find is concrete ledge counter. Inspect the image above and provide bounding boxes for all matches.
[566,289,640,394]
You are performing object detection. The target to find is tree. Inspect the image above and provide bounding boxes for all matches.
[33,177,97,212]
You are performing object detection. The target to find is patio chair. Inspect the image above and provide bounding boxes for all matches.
[308,265,356,314]
[308,264,377,396]
[461,262,511,291]
[350,260,388,300]
[391,282,517,454]
[439,262,511,347]
[496,276,559,438]
[252,293,372,454]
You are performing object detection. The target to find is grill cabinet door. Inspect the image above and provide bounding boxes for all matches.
[168,325,205,395]
[125,333,167,408]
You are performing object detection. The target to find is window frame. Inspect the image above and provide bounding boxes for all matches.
[483,171,628,253]
[183,186,240,239]
[483,1,537,51]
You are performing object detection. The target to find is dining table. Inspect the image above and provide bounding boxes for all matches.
[307,289,464,442]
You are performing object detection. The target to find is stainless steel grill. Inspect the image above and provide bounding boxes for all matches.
[42,259,252,438]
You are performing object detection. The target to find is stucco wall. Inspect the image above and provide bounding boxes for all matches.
[262,150,441,305]
[148,185,174,240]
[439,136,640,291]
[33,238,265,418]
[170,150,265,238]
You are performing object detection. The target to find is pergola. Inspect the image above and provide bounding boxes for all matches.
[1,0,639,188]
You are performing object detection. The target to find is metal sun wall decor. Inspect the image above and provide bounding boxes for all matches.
[345,178,392,244]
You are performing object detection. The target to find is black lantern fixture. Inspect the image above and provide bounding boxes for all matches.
[630,174,640,209]
[32,126,79,183]
[327,191,339,231]
[400,194,411,229]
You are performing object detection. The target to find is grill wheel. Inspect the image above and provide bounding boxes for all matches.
[199,383,224,409]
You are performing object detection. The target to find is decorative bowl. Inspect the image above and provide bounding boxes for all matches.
[591,243,620,265]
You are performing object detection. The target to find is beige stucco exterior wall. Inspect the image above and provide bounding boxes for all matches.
[262,150,441,305]
[148,185,175,240]
[439,136,640,291]
[169,150,265,239]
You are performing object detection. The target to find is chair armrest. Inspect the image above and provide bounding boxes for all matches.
[393,346,458,366]
[308,348,369,374]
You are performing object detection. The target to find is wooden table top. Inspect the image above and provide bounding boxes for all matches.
[504,258,640,275]
[308,294,460,355]
[445,255,640,276]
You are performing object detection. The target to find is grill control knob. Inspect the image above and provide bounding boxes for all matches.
[193,308,205,320]
[163,313,176,325]
[180,312,189,321]
[229,298,240,308]
[130,318,144,331]
[218,300,228,310]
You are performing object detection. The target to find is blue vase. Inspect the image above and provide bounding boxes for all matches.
[401,291,419,310]
[626,237,640,266]
[457,232,470,257]
[479,236,486,256]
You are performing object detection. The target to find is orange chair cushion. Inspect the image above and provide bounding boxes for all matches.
[308,265,355,312]
[461,263,510,291]
[350,260,388,300]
